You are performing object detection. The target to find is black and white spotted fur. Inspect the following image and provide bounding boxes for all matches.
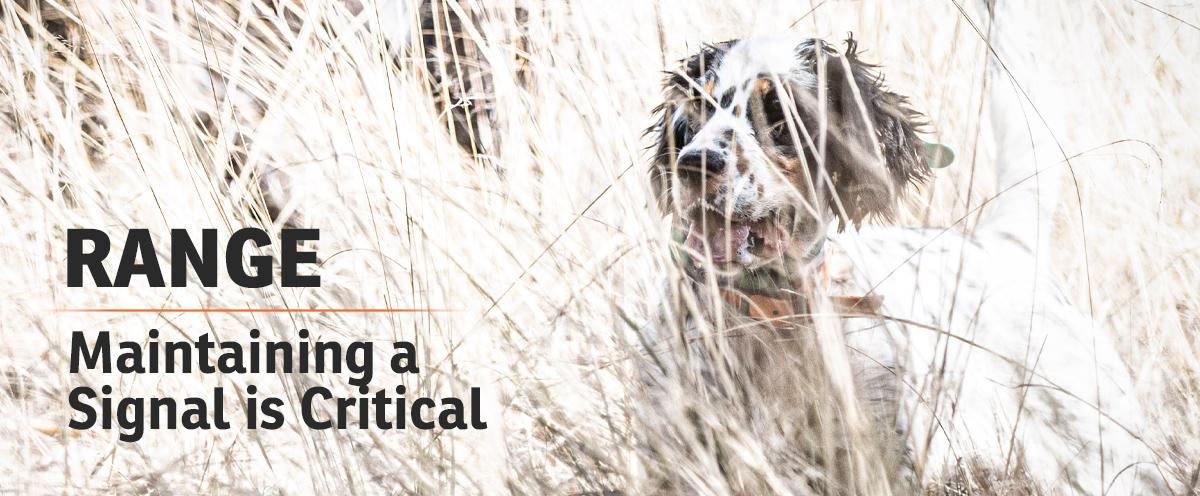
[643,9,1171,495]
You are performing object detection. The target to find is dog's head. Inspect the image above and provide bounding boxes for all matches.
[650,35,938,277]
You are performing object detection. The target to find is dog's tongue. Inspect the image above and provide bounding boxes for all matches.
[684,215,751,264]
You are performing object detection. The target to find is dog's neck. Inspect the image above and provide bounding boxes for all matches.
[716,236,825,322]
[674,230,881,323]
[670,224,825,322]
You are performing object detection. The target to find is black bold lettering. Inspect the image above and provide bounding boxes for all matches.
[171,228,217,287]
[280,229,320,287]
[227,228,272,288]
[113,229,164,287]
[70,331,110,373]
[301,387,333,429]
[67,229,111,287]
[67,386,98,430]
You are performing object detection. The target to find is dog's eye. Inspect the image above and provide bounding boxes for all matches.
[671,118,693,148]
[719,89,736,109]
[762,89,787,125]
[759,89,799,145]
[686,96,716,122]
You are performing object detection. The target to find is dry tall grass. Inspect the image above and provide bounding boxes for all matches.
[1,0,1197,493]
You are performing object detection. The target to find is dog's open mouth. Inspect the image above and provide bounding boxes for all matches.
[682,210,790,269]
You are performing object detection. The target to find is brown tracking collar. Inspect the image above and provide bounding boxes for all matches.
[719,289,883,322]
[716,247,884,323]
[675,230,884,323]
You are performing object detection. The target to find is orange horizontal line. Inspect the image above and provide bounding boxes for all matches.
[55,308,458,314]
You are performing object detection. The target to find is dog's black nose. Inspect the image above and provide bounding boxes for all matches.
[677,148,727,175]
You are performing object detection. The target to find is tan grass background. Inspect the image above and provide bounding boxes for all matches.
[1,0,1197,493]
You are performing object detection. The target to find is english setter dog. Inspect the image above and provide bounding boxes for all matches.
[643,16,1172,496]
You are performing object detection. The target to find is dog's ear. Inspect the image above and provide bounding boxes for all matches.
[801,37,932,227]
[647,99,687,212]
